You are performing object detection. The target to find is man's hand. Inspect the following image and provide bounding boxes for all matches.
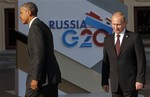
[103,85,109,92]
[31,80,38,90]
[136,82,144,90]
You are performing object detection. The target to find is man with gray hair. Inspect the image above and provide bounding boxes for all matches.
[101,12,146,97]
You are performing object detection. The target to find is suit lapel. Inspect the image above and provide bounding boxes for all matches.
[109,34,117,57]
[118,31,129,56]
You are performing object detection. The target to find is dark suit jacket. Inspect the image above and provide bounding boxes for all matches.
[101,30,146,92]
[27,18,61,86]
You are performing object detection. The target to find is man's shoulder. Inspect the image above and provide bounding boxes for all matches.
[126,30,139,35]
[32,18,47,28]
[105,33,114,39]
[33,18,42,24]
[125,30,142,41]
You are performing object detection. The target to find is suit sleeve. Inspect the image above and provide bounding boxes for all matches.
[135,34,146,84]
[101,37,110,86]
[28,24,45,81]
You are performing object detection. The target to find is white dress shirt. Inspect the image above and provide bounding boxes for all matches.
[29,17,37,28]
[114,29,126,45]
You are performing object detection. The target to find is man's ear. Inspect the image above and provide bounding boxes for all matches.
[27,10,32,16]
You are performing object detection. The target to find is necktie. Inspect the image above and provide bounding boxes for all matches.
[116,34,120,56]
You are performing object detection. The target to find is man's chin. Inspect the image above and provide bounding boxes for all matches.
[114,31,120,34]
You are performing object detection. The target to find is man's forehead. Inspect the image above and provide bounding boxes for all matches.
[20,6,28,11]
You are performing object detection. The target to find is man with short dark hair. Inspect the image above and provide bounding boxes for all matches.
[20,2,61,97]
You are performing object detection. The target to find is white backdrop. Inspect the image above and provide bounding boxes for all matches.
[18,0,112,68]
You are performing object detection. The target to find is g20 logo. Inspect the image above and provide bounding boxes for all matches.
[62,28,109,47]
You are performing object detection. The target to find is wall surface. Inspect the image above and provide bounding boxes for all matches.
[0,0,16,51]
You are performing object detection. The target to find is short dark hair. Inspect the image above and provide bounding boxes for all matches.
[21,2,38,16]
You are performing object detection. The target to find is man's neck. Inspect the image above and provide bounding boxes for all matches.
[28,16,35,25]
[29,16,37,28]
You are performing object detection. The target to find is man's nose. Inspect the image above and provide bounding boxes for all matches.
[114,25,118,29]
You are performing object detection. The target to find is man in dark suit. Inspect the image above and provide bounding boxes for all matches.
[20,2,61,97]
[101,12,146,97]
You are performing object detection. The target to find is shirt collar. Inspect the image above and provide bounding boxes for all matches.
[29,17,37,28]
